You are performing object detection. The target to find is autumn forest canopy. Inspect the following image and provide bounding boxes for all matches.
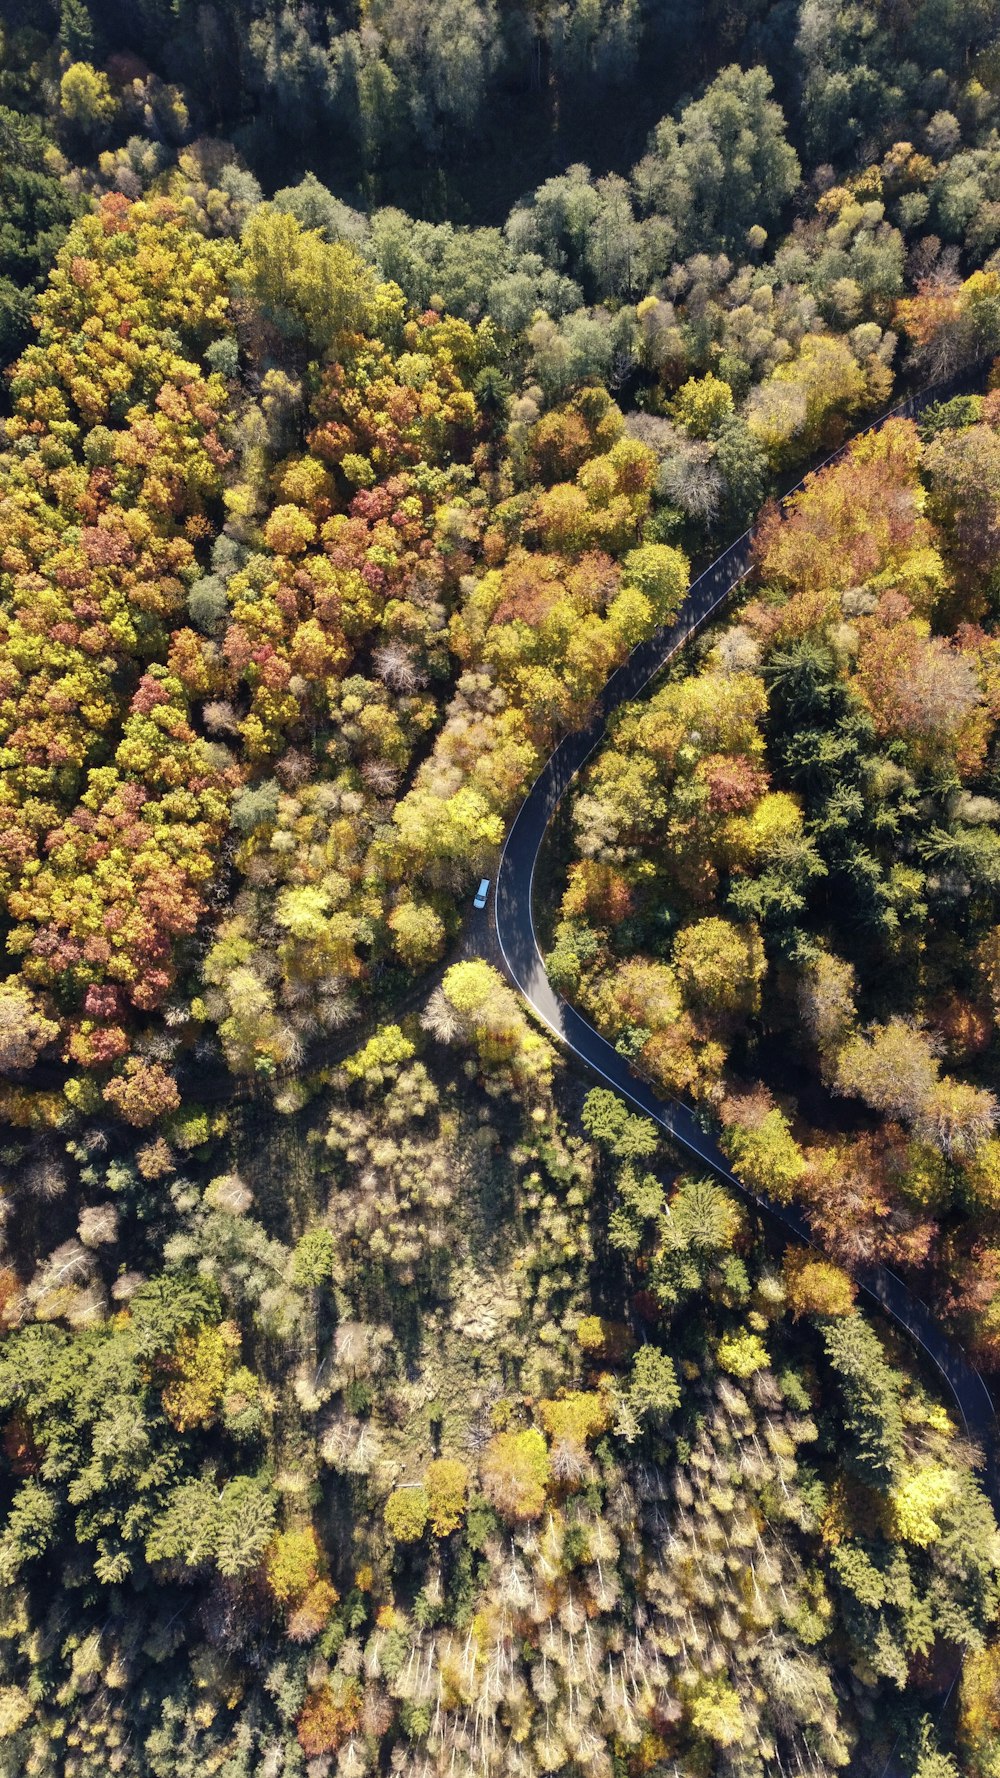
[5,4,1000,1777]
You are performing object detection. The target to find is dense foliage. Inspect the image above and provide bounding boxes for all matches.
[3,4,1000,1776]
[554,394,1000,1344]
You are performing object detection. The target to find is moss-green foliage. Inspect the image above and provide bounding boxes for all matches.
[0,104,80,358]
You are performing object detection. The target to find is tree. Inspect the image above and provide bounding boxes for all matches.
[102,1059,181,1127]
[890,1464,960,1547]
[266,1526,324,1603]
[291,1227,336,1287]
[720,1102,807,1204]
[593,957,703,1099]
[0,983,58,1074]
[912,1730,961,1778]
[59,62,116,139]
[747,333,871,462]
[754,419,926,595]
[822,1314,904,1487]
[638,66,800,256]
[784,1247,856,1318]
[297,1676,363,1756]
[834,1019,997,1157]
[344,1024,416,1087]
[896,270,1000,381]
[239,206,377,349]
[960,1643,1000,1778]
[670,373,735,438]
[620,542,688,622]
[263,502,316,556]
[853,614,982,760]
[713,413,769,529]
[798,950,857,1063]
[425,1459,468,1536]
[687,1674,746,1747]
[716,1330,769,1377]
[922,1079,998,1162]
[384,1485,430,1542]
[0,1686,31,1739]
[160,1321,239,1431]
[387,898,446,967]
[58,0,94,58]
[624,1345,680,1422]
[835,1019,941,1126]
[213,1477,279,1578]
[581,1087,659,1159]
[538,1390,609,1447]
[0,106,80,358]
[273,171,369,247]
[924,419,1000,597]
[480,1428,550,1521]
[649,1175,746,1309]
[0,1267,275,1601]
[146,1474,277,1576]
[437,961,554,1094]
[673,916,765,1022]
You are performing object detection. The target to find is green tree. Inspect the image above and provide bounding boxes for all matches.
[291,1227,336,1287]
[581,1087,659,1160]
[0,106,80,359]
[822,1314,904,1487]
[638,65,800,256]
[625,1345,680,1422]
[59,0,95,59]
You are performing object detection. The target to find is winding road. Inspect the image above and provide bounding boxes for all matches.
[489,371,1000,1768]
[492,372,999,1477]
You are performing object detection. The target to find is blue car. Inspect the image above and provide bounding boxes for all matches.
[474,878,491,910]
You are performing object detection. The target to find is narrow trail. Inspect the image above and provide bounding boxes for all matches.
[489,368,998,1773]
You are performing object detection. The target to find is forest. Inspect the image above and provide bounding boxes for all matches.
[3,2,1000,1775]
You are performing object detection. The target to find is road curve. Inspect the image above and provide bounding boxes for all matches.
[494,371,999,1481]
